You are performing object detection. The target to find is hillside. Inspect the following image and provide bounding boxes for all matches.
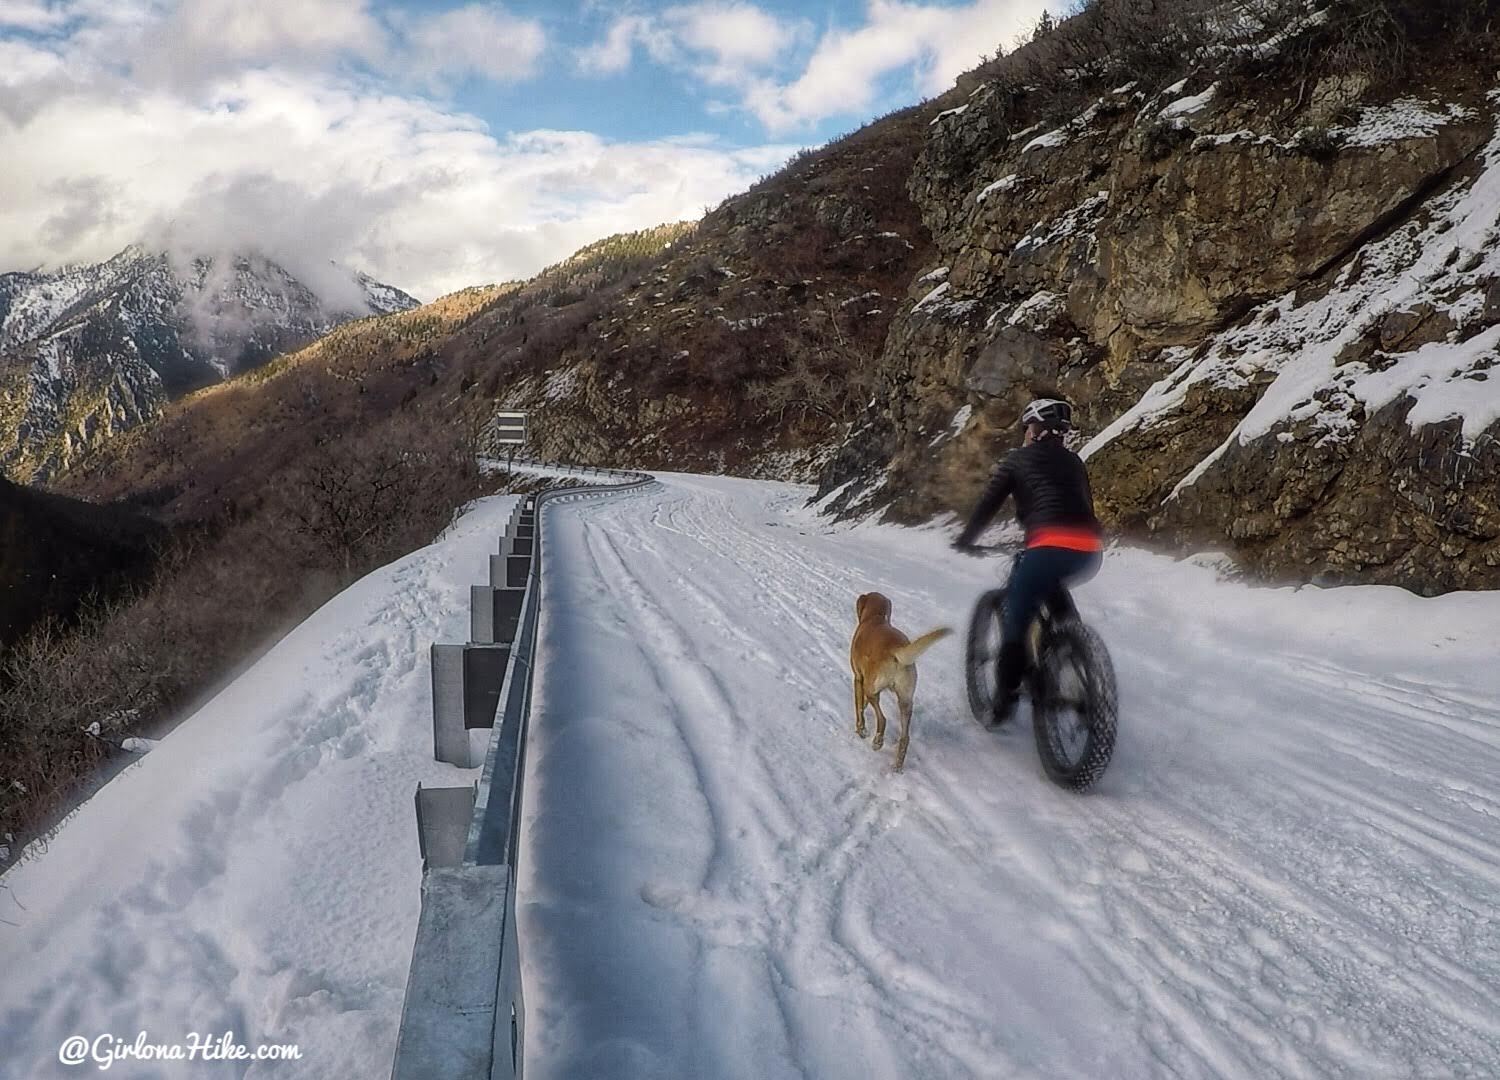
[0,247,417,483]
[0,476,162,648]
[54,0,1500,599]
[59,105,934,516]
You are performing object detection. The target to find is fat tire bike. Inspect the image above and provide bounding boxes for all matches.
[964,552,1118,792]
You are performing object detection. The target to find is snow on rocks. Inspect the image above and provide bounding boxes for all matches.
[913,281,951,309]
[1160,82,1219,120]
[718,313,779,331]
[543,366,580,401]
[1333,98,1479,148]
[1087,98,1500,486]
[1015,191,1111,255]
[928,403,973,446]
[912,278,980,321]
[976,174,1022,203]
[1022,127,1071,153]
[930,104,970,125]
[1006,290,1067,332]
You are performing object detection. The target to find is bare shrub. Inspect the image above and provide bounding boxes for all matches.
[747,299,880,432]
[1272,0,1498,85]
[0,411,489,852]
[276,416,479,583]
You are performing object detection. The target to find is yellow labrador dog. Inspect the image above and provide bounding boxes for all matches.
[850,592,951,771]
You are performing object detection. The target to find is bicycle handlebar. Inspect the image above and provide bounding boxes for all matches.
[952,542,1018,558]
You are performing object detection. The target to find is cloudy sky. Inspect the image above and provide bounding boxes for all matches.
[0,0,1053,300]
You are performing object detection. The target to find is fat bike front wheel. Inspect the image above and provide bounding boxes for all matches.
[1032,621,1118,792]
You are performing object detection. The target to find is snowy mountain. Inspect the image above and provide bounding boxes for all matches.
[0,246,417,482]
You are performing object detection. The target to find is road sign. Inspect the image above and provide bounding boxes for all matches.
[493,411,527,447]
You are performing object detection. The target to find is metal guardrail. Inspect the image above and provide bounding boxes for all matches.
[392,461,654,1080]
[466,460,652,867]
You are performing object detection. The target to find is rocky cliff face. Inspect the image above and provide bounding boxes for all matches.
[0,247,416,483]
[815,12,1500,594]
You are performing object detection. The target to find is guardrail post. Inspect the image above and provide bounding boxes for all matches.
[431,643,511,767]
[415,783,478,870]
[430,644,467,766]
[471,584,525,646]
[500,534,534,557]
[490,550,532,590]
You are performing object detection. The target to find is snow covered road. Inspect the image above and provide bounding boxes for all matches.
[519,471,1500,1080]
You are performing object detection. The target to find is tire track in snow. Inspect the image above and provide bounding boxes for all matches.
[570,489,986,1078]
[525,473,1500,1080]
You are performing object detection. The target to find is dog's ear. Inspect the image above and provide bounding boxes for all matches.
[855,593,869,620]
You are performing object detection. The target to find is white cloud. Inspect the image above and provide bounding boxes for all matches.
[577,3,799,86]
[0,0,831,302]
[747,0,1053,132]
[581,0,1051,134]
[0,0,73,32]
[670,3,794,74]
[0,66,797,300]
[0,0,548,100]
[394,3,547,88]
[576,14,653,75]
[130,0,387,89]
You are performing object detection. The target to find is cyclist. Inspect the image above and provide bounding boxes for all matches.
[953,398,1103,722]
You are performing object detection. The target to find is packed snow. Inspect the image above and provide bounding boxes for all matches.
[3,470,1499,1079]
[519,472,1500,1079]
[0,497,513,1079]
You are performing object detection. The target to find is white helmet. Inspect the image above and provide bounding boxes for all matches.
[1020,398,1073,431]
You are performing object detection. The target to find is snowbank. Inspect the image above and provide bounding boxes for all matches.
[0,497,515,1080]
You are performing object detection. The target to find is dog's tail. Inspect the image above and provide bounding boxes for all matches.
[893,627,952,667]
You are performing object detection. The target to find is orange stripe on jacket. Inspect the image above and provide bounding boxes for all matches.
[1026,526,1104,552]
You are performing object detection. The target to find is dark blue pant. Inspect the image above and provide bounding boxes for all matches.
[1002,546,1102,644]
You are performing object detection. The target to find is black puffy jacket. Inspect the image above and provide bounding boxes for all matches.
[956,437,1101,546]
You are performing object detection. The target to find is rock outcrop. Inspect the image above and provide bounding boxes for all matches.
[815,27,1500,593]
